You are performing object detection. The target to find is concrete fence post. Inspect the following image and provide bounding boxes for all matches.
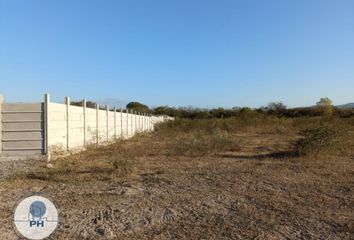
[114,107,117,140]
[131,110,134,135]
[141,112,143,132]
[137,111,140,134]
[149,114,152,131]
[134,111,137,135]
[142,113,145,132]
[148,114,151,131]
[0,95,3,156]
[120,108,123,139]
[132,110,135,135]
[83,99,87,147]
[142,113,144,132]
[138,112,141,133]
[126,109,129,138]
[129,109,131,136]
[133,110,136,135]
[44,94,50,160]
[106,105,109,142]
[144,113,147,132]
[137,112,139,133]
[130,109,133,136]
[145,113,149,132]
[96,103,99,145]
[130,109,134,136]
[65,97,70,151]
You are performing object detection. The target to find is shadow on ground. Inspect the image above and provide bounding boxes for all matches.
[219,150,299,160]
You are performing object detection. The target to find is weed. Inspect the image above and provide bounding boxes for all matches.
[292,125,338,158]
[107,155,133,177]
[167,128,238,156]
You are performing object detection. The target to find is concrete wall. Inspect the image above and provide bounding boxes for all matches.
[0,94,172,158]
[46,95,169,155]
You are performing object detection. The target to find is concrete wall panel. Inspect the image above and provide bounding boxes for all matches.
[1,103,44,156]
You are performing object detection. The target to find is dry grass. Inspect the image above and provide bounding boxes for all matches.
[1,116,353,239]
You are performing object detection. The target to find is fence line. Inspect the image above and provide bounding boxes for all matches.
[0,94,172,158]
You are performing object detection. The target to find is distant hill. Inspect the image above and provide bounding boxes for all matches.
[336,103,354,109]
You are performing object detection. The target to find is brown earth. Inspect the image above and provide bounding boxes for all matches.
[0,118,353,239]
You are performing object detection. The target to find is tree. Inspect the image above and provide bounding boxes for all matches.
[210,107,225,118]
[267,102,287,114]
[126,102,150,113]
[153,106,182,117]
[316,97,333,116]
[71,100,97,108]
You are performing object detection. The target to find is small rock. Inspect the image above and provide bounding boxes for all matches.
[46,163,54,169]
[32,186,44,192]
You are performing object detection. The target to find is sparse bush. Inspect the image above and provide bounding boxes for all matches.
[107,155,133,177]
[275,125,288,134]
[168,128,238,156]
[292,126,338,158]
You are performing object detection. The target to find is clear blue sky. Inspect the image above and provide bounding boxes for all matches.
[1,0,353,108]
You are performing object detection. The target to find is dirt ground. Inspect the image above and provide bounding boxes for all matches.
[0,123,353,239]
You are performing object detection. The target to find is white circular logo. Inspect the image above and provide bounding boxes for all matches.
[13,196,59,240]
